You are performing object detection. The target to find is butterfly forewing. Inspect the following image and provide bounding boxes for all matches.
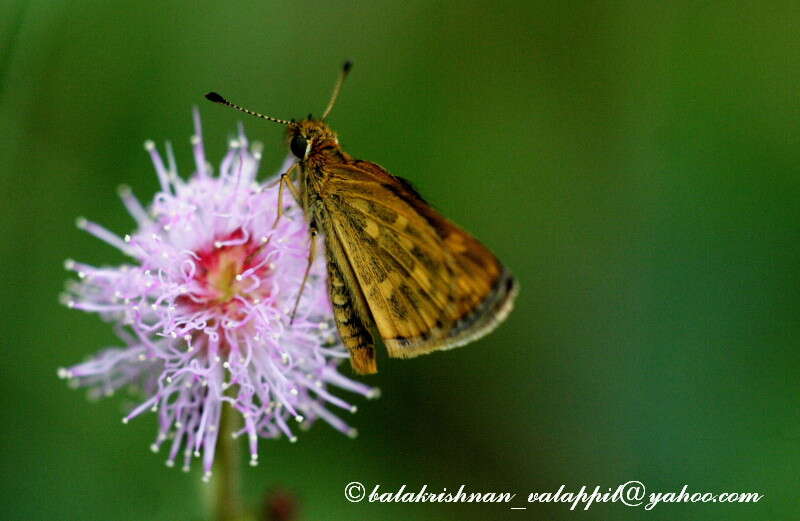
[314,160,517,370]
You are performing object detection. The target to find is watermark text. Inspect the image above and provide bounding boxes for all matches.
[343,481,763,511]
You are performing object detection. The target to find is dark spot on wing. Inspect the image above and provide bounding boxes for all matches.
[369,257,388,282]
[345,212,377,248]
[399,283,415,302]
[388,292,407,319]
[346,210,366,231]
[410,245,437,272]
[379,228,415,270]
[366,200,398,225]
[404,225,422,238]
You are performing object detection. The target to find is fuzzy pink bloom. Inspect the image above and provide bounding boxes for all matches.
[59,112,378,481]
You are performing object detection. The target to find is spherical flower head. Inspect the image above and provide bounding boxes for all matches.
[59,111,378,480]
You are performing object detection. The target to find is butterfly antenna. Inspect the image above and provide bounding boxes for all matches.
[321,60,353,120]
[204,92,292,125]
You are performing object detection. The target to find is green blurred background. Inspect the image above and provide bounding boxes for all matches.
[2,1,800,519]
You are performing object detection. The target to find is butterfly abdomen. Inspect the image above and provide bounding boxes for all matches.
[325,245,377,374]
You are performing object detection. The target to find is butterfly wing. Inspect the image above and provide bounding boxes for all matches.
[316,160,518,365]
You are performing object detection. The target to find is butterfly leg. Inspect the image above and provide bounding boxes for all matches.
[271,164,301,230]
[246,165,302,268]
[288,223,318,325]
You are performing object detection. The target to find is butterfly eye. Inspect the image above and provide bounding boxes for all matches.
[290,135,308,159]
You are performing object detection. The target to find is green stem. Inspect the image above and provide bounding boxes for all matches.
[213,405,244,521]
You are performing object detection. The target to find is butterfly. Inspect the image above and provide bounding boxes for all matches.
[205,61,518,374]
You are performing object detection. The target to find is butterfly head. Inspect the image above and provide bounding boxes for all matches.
[287,119,339,161]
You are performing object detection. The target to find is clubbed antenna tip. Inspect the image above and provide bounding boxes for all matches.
[205,92,226,104]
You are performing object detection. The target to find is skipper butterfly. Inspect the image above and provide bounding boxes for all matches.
[206,62,517,374]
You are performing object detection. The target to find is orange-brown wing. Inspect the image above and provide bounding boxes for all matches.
[318,160,518,359]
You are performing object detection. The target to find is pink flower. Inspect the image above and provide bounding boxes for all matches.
[59,111,378,481]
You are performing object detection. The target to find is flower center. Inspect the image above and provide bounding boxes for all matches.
[178,228,271,315]
[206,245,248,303]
